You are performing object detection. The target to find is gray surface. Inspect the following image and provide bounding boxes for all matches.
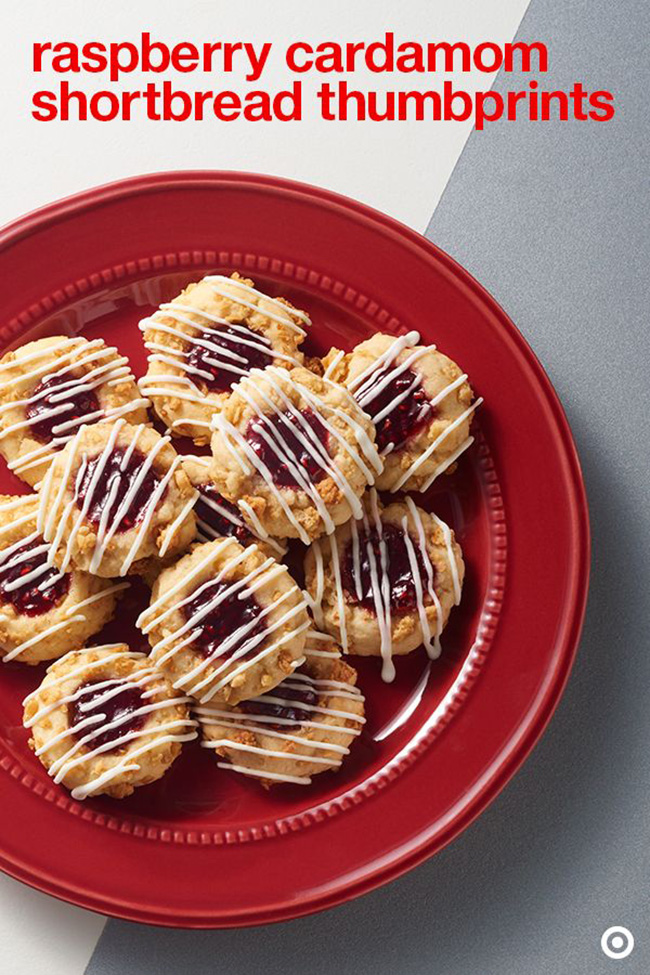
[87,0,650,972]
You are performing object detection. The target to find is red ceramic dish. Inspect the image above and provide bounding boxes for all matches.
[0,172,589,928]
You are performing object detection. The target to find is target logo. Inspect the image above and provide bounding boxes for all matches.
[601,927,635,960]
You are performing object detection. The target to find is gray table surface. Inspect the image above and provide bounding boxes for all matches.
[87,0,650,971]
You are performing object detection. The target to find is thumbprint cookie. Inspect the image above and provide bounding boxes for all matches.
[0,336,149,487]
[304,489,464,682]
[139,538,310,706]
[23,644,197,800]
[323,331,481,493]
[0,495,123,664]
[197,631,365,786]
[210,366,383,543]
[37,419,197,578]
[182,454,286,559]
[139,272,310,443]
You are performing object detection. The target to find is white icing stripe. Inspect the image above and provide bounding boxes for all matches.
[25,650,197,800]
[205,275,311,332]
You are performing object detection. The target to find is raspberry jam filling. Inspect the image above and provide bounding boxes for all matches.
[341,523,431,614]
[362,366,434,453]
[246,408,331,490]
[187,324,271,393]
[0,537,70,617]
[183,580,267,660]
[195,484,254,546]
[240,679,319,731]
[26,371,100,445]
[69,680,145,752]
[76,447,163,534]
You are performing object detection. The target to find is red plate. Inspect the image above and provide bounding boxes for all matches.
[0,172,589,927]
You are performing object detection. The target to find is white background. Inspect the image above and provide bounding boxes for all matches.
[0,1,528,972]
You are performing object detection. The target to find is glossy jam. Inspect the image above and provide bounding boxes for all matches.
[362,366,434,453]
[187,323,271,393]
[26,371,100,444]
[246,408,330,489]
[341,523,432,615]
[240,678,319,731]
[69,680,145,751]
[195,484,253,545]
[0,537,70,616]
[183,580,267,660]
[75,447,163,534]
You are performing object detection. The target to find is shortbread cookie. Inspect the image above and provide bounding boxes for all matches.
[37,419,197,578]
[305,490,464,682]
[0,495,123,664]
[182,455,286,559]
[23,644,197,799]
[323,331,480,492]
[139,538,310,706]
[197,632,365,786]
[210,366,383,543]
[0,335,149,487]
[139,272,310,443]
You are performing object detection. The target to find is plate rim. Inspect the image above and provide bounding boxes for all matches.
[0,170,590,927]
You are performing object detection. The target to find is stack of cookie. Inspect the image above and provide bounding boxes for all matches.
[0,272,479,800]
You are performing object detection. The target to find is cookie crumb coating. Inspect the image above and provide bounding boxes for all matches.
[305,489,464,682]
[197,631,365,786]
[140,538,310,706]
[0,335,150,487]
[23,644,197,799]
[37,418,197,578]
[323,331,480,493]
[210,365,383,543]
[139,272,310,444]
[0,494,124,664]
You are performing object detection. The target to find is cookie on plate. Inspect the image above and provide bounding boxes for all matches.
[197,631,365,786]
[0,495,123,664]
[182,454,286,559]
[304,489,464,682]
[139,538,310,706]
[0,335,149,487]
[210,366,383,543]
[139,272,310,444]
[23,644,197,799]
[37,419,197,578]
[323,331,480,492]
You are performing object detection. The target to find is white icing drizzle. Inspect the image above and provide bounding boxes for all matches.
[392,398,484,491]
[0,337,149,476]
[0,498,128,663]
[37,418,190,577]
[23,647,197,799]
[196,651,365,785]
[138,540,309,704]
[138,276,310,415]
[212,366,382,543]
[185,455,285,557]
[309,490,462,682]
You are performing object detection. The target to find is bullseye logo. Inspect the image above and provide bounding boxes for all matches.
[601,926,635,960]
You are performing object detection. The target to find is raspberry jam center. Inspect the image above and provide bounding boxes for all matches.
[187,324,271,393]
[0,537,70,617]
[69,680,145,752]
[26,371,100,445]
[240,679,319,731]
[183,579,267,660]
[246,408,331,490]
[341,523,432,614]
[76,447,163,534]
[361,366,434,453]
[195,484,254,546]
